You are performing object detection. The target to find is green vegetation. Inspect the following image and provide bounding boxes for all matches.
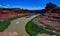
[25,16,32,18]
[0,19,11,32]
[0,16,21,32]
[25,14,37,18]
[25,19,60,36]
[0,14,36,32]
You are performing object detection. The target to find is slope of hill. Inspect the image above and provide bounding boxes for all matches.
[26,2,60,36]
[0,8,34,21]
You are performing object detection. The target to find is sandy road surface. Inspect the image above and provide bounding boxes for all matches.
[4,14,39,36]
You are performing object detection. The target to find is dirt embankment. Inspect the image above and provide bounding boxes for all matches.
[0,8,34,21]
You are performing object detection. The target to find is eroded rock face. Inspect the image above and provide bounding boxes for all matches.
[45,2,57,10]
[33,3,60,34]
[52,7,60,13]
[33,12,60,33]
[0,8,33,21]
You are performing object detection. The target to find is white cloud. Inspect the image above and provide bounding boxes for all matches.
[0,4,10,8]
[3,4,10,8]
[0,5,2,6]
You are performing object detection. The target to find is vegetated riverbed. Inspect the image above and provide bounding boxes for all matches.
[4,14,39,36]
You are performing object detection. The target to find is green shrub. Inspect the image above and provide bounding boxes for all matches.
[0,14,35,32]
[25,20,60,36]
[0,19,11,32]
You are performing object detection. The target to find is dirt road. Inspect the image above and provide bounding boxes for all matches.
[4,14,39,36]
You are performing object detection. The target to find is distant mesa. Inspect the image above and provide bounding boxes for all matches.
[0,2,60,21]
[33,2,60,34]
[45,2,57,10]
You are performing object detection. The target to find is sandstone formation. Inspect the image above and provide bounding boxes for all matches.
[0,8,33,21]
[33,3,60,33]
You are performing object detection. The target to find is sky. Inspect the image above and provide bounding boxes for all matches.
[0,0,60,10]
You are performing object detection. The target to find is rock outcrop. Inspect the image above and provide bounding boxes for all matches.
[33,3,60,34]
[45,2,57,10]
[0,8,33,21]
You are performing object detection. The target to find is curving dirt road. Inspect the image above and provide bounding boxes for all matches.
[4,14,39,36]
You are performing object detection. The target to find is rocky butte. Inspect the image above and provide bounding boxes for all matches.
[0,2,60,36]
[33,2,60,34]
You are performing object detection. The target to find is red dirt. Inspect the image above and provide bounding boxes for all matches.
[0,8,33,21]
[0,32,19,36]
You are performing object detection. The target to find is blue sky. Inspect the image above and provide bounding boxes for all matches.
[0,0,60,10]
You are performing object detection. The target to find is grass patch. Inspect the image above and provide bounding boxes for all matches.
[25,20,37,36]
[0,19,11,32]
[25,20,60,36]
